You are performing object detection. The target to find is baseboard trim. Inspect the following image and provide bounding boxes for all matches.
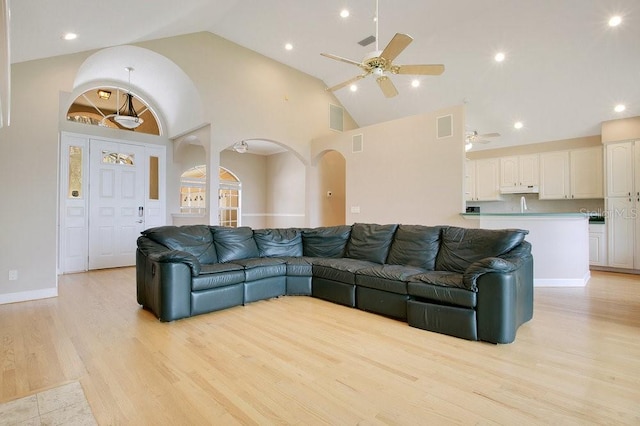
[0,287,58,305]
[534,271,590,287]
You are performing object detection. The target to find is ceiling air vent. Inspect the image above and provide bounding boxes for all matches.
[329,104,344,132]
[352,134,363,153]
[358,35,376,47]
[437,114,453,139]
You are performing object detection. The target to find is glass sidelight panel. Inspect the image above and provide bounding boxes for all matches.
[149,156,159,200]
[68,146,83,198]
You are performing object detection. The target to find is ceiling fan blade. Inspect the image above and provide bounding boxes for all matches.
[395,64,445,75]
[326,73,369,92]
[320,52,362,67]
[376,76,398,98]
[478,132,501,138]
[380,33,413,63]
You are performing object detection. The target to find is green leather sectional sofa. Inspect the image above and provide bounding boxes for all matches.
[136,223,533,344]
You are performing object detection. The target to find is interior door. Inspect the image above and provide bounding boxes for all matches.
[89,139,146,269]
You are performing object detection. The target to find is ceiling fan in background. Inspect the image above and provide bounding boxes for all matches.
[321,0,445,98]
[465,130,501,151]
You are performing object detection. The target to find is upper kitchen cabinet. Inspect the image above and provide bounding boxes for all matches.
[540,147,603,200]
[570,147,603,199]
[466,158,501,201]
[539,151,570,199]
[500,155,539,190]
[606,141,635,197]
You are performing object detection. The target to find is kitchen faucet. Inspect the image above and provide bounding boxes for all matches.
[520,196,528,213]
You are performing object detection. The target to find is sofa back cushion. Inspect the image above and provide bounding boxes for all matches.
[141,225,217,264]
[302,225,352,258]
[435,226,528,273]
[253,228,303,257]
[345,223,398,264]
[212,226,260,262]
[386,225,442,270]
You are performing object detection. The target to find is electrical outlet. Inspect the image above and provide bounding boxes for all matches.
[8,270,18,281]
[351,206,360,214]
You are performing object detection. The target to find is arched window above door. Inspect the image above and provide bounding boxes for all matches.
[66,87,160,135]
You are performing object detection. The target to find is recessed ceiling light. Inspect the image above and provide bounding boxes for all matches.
[284,43,293,51]
[349,84,358,92]
[494,52,506,62]
[614,104,626,112]
[62,32,77,41]
[608,15,622,27]
[411,79,420,88]
[340,9,350,18]
[514,121,524,129]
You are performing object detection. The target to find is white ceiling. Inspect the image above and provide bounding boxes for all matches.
[9,0,640,151]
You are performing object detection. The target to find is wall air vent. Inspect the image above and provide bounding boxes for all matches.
[437,114,453,139]
[358,35,376,47]
[352,134,363,153]
[329,104,344,132]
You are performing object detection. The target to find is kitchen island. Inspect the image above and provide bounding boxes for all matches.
[462,213,590,287]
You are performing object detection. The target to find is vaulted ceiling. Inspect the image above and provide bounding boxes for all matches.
[9,0,640,150]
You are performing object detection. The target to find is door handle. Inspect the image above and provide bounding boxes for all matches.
[136,219,144,224]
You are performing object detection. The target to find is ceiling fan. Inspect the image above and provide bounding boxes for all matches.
[321,0,444,98]
[465,130,501,151]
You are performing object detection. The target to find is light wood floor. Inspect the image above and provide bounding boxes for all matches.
[0,269,639,425]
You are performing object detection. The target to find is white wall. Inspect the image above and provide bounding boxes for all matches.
[265,151,306,228]
[312,106,468,227]
[0,31,357,302]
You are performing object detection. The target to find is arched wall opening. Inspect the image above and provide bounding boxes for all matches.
[220,138,307,229]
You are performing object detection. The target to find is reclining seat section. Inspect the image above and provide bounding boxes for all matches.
[406,227,533,343]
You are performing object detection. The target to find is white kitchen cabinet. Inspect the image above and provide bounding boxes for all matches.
[500,154,539,189]
[605,141,640,269]
[606,197,635,268]
[539,151,570,199]
[571,147,604,199]
[466,158,501,201]
[606,142,634,197]
[465,159,476,201]
[588,223,607,266]
[540,147,603,200]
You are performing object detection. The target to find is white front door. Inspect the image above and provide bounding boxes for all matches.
[89,139,146,269]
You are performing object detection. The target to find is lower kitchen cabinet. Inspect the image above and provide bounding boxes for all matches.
[589,223,607,266]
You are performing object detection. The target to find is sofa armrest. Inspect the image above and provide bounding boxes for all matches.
[462,241,531,290]
[148,250,201,276]
[475,254,534,343]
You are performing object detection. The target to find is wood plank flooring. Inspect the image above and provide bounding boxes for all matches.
[0,268,639,424]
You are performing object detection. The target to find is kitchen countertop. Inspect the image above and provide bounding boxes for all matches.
[461,212,588,218]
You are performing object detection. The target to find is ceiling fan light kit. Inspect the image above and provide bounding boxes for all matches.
[321,0,444,98]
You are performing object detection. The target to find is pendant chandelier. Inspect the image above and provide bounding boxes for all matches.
[113,67,144,129]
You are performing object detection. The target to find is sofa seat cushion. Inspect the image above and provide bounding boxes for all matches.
[231,257,287,281]
[345,223,398,264]
[355,265,427,294]
[253,229,303,257]
[312,258,378,285]
[408,273,476,308]
[192,264,245,291]
[283,257,313,276]
[199,263,244,275]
